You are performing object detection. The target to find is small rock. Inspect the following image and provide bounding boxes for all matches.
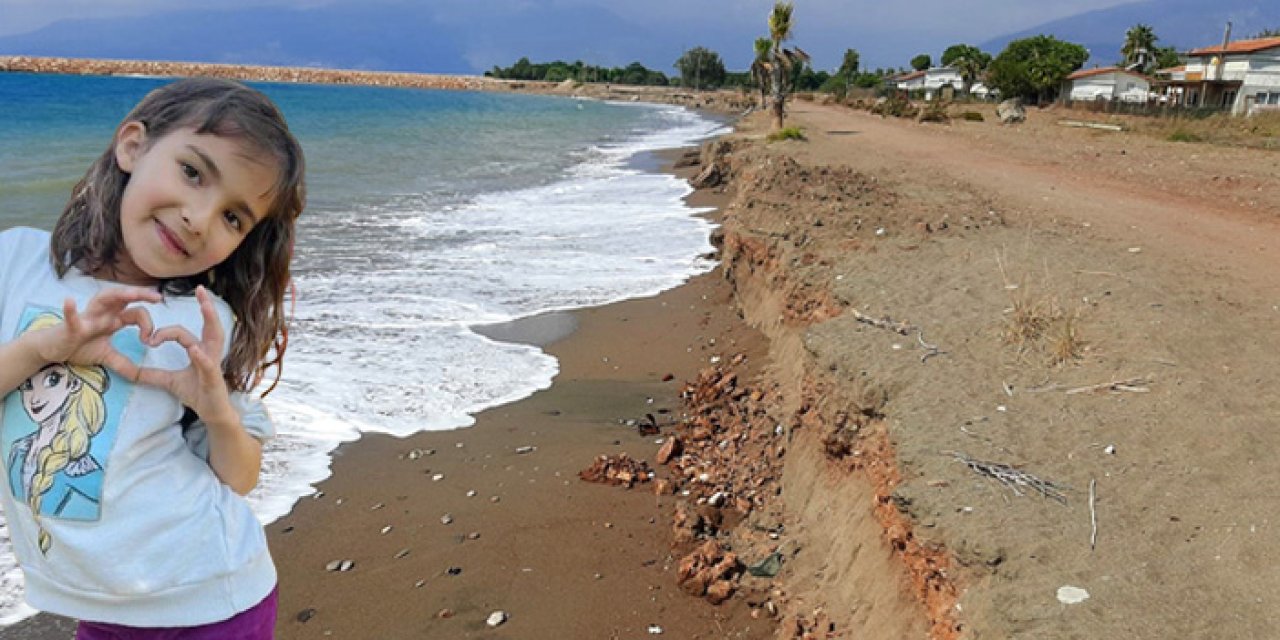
[486,611,508,627]
[441,514,453,525]
[447,566,463,576]
[415,579,426,588]
[515,446,536,454]
[648,624,664,634]
[380,525,392,535]
[395,548,411,559]
[467,531,481,540]
[436,608,454,618]
[296,608,316,623]
[432,473,445,481]
[466,490,477,497]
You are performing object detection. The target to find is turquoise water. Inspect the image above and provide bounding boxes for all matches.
[0,72,723,624]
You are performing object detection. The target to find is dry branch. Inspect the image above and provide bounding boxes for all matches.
[852,308,914,335]
[949,451,1069,505]
[1065,377,1152,395]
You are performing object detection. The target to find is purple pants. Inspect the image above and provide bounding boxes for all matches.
[74,587,277,640]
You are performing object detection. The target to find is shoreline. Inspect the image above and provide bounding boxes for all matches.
[0,55,754,116]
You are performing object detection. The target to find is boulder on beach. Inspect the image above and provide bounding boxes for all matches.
[997,98,1026,124]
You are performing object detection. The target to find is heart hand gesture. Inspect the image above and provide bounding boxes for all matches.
[135,286,236,425]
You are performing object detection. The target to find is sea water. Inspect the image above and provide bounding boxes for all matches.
[0,72,722,624]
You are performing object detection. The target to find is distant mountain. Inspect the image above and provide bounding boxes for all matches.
[0,4,683,75]
[982,0,1279,65]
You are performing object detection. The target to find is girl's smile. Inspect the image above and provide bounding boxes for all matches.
[110,124,280,285]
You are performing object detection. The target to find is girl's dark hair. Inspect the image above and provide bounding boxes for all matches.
[51,77,306,394]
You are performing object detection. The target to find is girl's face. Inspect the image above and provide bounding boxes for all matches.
[19,364,79,424]
[111,123,280,285]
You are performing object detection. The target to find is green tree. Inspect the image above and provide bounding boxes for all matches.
[1254,27,1280,38]
[987,35,1088,103]
[941,44,992,94]
[838,48,860,84]
[910,54,932,71]
[766,2,809,129]
[675,46,726,89]
[1122,23,1158,72]
[1154,46,1182,70]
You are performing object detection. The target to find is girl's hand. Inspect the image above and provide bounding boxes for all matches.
[136,287,236,424]
[29,287,162,377]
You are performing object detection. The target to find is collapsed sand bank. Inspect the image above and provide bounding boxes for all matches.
[678,101,1280,638]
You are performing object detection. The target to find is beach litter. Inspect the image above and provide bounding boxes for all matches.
[1056,585,1090,604]
[648,624,664,634]
[747,551,783,577]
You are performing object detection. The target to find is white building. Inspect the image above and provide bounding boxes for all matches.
[1170,36,1280,114]
[1065,67,1152,102]
[894,66,967,100]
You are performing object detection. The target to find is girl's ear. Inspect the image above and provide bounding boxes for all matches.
[114,121,148,174]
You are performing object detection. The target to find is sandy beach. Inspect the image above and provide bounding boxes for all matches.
[6,56,1280,639]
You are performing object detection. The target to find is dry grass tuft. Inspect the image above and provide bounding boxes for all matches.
[1046,312,1085,366]
[1139,111,1280,149]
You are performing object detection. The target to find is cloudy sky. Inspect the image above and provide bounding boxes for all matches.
[0,0,1261,72]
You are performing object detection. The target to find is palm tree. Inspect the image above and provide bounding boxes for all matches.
[1122,24,1158,72]
[767,2,809,129]
[750,37,773,109]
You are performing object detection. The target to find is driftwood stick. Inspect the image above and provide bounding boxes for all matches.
[1089,478,1098,551]
[852,308,914,335]
[1065,377,1152,395]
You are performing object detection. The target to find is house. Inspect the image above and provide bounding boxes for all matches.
[894,67,966,100]
[1162,36,1280,114]
[1065,67,1152,103]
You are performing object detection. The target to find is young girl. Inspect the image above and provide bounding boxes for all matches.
[0,77,305,638]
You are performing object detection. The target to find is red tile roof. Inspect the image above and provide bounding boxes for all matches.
[1189,36,1280,56]
[1066,67,1149,81]
[895,70,926,82]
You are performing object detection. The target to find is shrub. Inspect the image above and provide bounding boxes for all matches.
[767,126,806,142]
[1167,129,1202,143]
[962,111,985,122]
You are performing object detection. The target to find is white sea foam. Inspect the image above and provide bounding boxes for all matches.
[0,102,721,626]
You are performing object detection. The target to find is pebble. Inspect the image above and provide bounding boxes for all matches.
[486,611,508,627]
[490,496,501,503]
[515,445,536,454]
[394,548,411,559]
[436,608,453,618]
[415,579,427,588]
[467,531,481,540]
[648,624,664,634]
[296,608,316,623]
[325,560,354,572]
[447,566,463,576]
[380,526,392,535]
[441,514,453,525]
[466,490,477,497]
[432,473,445,481]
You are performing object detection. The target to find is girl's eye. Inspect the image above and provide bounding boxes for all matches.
[19,379,32,391]
[44,371,62,388]
[223,210,243,231]
[180,163,200,184]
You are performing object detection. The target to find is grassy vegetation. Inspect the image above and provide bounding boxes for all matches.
[1140,111,1280,149]
[961,111,985,122]
[767,126,807,142]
